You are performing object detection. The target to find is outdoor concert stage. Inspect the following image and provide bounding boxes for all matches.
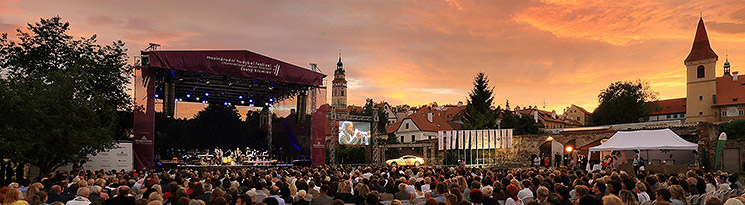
[175,164,293,170]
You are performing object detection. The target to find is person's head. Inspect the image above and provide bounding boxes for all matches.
[365,193,379,205]
[50,185,63,194]
[579,195,603,205]
[506,184,519,200]
[212,197,228,205]
[669,185,686,202]
[536,186,549,200]
[176,197,190,205]
[320,184,330,194]
[618,190,637,205]
[147,201,163,205]
[635,182,646,193]
[546,193,564,205]
[119,186,131,197]
[706,196,724,205]
[446,194,458,205]
[188,199,206,205]
[149,192,163,202]
[725,198,744,205]
[654,188,671,202]
[437,183,447,194]
[469,189,483,203]
[4,188,21,204]
[575,185,589,198]
[603,195,624,205]
[593,183,606,195]
[77,187,90,198]
[135,198,149,205]
[398,183,406,193]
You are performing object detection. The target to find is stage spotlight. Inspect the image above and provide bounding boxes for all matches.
[196,97,200,100]
[239,95,243,99]
[202,100,207,104]
[154,94,159,98]
[269,98,273,102]
[224,102,229,106]
[565,146,573,152]
[186,94,191,98]
[205,92,209,96]
[241,100,245,104]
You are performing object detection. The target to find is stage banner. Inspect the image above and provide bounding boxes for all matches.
[311,105,329,166]
[133,66,155,170]
[448,130,454,150]
[471,130,477,149]
[148,51,323,86]
[84,143,133,171]
[438,131,444,150]
[507,129,513,148]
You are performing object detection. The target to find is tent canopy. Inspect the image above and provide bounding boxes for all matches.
[588,129,697,152]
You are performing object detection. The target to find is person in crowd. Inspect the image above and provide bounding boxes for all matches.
[603,195,624,205]
[505,184,523,205]
[311,185,332,205]
[535,186,549,204]
[66,187,90,205]
[393,183,412,201]
[5,188,30,205]
[618,190,639,205]
[48,185,74,204]
[104,186,135,205]
[654,188,672,204]
[517,180,533,201]
[706,196,724,205]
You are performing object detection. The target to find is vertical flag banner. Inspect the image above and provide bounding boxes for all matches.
[438,131,444,150]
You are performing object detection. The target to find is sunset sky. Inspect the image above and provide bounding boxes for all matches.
[2,0,745,118]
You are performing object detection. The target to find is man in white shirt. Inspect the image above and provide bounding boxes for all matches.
[517,180,534,200]
[66,187,91,205]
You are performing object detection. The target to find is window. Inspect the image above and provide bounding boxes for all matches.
[428,136,432,140]
[411,135,415,142]
[577,117,580,121]
[340,91,344,96]
[699,112,703,116]
[713,95,717,104]
[697,65,705,78]
[734,98,739,102]
[400,136,404,142]
[740,110,744,116]
[699,96,703,101]
[722,111,728,117]
[405,123,409,129]
[667,114,672,119]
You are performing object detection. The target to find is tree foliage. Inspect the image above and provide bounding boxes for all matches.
[499,106,542,135]
[463,73,498,129]
[592,80,657,125]
[0,17,131,176]
[720,119,745,140]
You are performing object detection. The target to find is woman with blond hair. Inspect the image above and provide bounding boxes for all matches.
[619,190,639,205]
[669,185,689,205]
[4,188,29,205]
[603,195,625,205]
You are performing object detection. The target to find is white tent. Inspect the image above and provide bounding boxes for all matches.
[587,129,697,170]
[589,129,698,152]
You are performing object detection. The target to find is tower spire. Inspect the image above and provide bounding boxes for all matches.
[685,17,718,62]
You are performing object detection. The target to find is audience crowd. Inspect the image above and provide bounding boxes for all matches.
[0,165,743,205]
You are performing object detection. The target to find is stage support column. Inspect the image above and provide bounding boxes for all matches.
[328,107,337,165]
[372,108,380,164]
[163,82,175,118]
[133,66,155,170]
[261,106,272,155]
[296,91,308,123]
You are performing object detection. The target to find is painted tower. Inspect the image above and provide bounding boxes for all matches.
[332,54,347,108]
[685,17,718,122]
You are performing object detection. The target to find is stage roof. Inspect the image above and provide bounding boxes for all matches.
[145,50,325,106]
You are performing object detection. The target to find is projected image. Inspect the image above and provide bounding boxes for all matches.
[338,121,371,145]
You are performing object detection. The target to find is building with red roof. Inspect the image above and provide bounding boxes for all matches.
[647,98,687,122]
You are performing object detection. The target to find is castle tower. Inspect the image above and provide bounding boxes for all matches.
[331,53,347,108]
[685,17,718,122]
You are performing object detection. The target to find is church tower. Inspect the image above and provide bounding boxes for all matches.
[685,17,718,122]
[331,53,347,108]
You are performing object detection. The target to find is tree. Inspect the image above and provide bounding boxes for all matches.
[592,80,657,125]
[0,17,131,177]
[499,104,541,135]
[720,119,745,140]
[463,73,498,129]
[188,104,249,149]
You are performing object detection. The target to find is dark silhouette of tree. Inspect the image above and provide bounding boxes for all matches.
[463,73,498,129]
[0,17,131,178]
[592,80,657,125]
